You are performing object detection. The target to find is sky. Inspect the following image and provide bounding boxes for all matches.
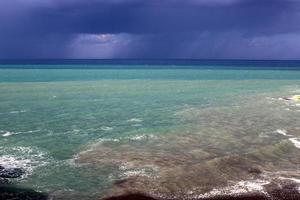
[0,0,300,59]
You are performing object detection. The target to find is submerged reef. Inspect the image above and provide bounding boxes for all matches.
[76,93,300,199]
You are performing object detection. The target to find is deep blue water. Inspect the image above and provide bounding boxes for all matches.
[0,59,300,70]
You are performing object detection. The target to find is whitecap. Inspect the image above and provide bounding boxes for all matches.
[97,138,120,143]
[127,118,143,123]
[1,130,40,137]
[9,110,27,114]
[100,126,113,131]
[2,131,15,137]
[289,138,300,149]
[275,129,292,137]
[128,134,157,141]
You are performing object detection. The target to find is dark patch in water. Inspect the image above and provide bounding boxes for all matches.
[247,168,262,175]
[114,179,130,187]
[77,94,300,199]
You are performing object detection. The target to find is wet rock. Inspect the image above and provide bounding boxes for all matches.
[0,178,9,185]
[0,166,25,178]
[265,183,300,200]
[0,186,48,200]
[247,167,262,175]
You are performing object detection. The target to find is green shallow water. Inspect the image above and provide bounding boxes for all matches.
[0,68,299,199]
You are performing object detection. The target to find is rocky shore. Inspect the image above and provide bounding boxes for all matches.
[102,180,300,200]
[0,165,25,179]
[0,165,47,200]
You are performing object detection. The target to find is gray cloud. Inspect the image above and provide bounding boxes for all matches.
[1,0,300,59]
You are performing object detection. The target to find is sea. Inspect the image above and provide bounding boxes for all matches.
[0,60,299,199]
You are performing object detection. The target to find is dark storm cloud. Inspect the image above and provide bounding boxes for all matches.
[1,0,300,59]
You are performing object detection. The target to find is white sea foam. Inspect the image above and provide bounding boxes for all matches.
[1,130,40,137]
[100,126,113,131]
[194,180,270,198]
[279,177,300,184]
[122,169,150,178]
[97,138,120,143]
[289,138,300,149]
[118,162,158,178]
[0,146,50,177]
[128,134,158,141]
[275,129,292,136]
[95,134,157,144]
[2,131,15,137]
[9,110,27,114]
[127,118,143,123]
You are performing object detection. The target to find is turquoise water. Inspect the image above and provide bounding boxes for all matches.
[0,68,300,199]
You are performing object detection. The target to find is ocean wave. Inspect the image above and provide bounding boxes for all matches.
[95,134,158,144]
[1,130,40,137]
[97,138,120,143]
[279,177,300,184]
[9,110,27,114]
[1,131,15,137]
[289,138,300,149]
[127,118,143,123]
[275,129,291,136]
[101,126,114,131]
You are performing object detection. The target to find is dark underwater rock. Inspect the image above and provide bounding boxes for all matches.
[0,166,25,178]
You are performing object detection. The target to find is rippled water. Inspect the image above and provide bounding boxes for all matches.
[0,68,299,199]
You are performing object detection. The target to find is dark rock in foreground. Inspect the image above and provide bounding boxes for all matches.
[0,165,25,179]
[0,186,48,200]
